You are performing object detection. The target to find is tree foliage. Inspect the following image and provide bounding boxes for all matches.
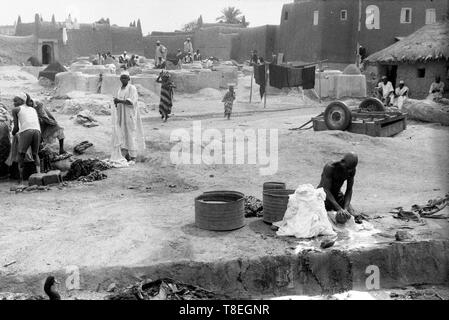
[96,17,110,24]
[182,20,199,32]
[216,6,249,26]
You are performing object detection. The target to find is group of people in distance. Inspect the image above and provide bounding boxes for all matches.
[375,75,446,109]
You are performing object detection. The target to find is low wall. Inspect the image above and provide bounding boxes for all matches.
[334,74,367,99]
[56,67,238,96]
[55,72,102,96]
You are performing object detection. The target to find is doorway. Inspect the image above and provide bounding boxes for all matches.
[385,65,398,87]
[42,43,53,65]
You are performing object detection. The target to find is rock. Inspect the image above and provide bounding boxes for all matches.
[74,141,94,154]
[25,185,38,191]
[107,283,117,292]
[395,230,413,241]
[28,173,45,186]
[75,110,99,127]
[270,225,279,231]
[42,170,62,185]
[38,77,54,87]
[320,239,336,249]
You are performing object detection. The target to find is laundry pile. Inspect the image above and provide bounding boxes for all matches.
[244,195,263,218]
[39,147,72,172]
[106,278,230,300]
[77,170,107,183]
[274,184,337,239]
[64,158,112,182]
[391,194,449,221]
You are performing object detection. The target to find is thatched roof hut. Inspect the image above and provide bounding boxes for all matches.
[365,21,449,64]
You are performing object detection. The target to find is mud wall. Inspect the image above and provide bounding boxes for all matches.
[0,34,37,65]
[194,27,240,60]
[395,61,448,99]
[277,1,324,63]
[230,25,278,63]
[277,0,448,64]
[143,34,194,59]
[58,26,113,64]
[111,26,144,56]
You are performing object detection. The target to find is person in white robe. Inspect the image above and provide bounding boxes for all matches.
[428,76,445,102]
[376,76,394,106]
[393,80,409,109]
[112,71,145,162]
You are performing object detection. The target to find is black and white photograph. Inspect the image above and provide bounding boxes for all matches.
[0,0,448,309]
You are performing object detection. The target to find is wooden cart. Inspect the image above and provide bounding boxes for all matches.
[312,99,407,137]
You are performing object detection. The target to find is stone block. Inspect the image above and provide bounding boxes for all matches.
[334,74,367,99]
[28,173,45,186]
[42,170,62,185]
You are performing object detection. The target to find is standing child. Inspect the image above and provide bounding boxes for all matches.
[222,84,236,120]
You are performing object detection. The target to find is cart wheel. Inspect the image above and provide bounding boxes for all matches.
[359,97,386,112]
[324,101,352,131]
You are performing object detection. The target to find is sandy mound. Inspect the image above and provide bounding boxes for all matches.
[403,99,449,126]
[54,91,113,115]
[197,88,222,99]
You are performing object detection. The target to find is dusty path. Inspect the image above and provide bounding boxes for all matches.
[1,107,448,292]
[0,66,448,297]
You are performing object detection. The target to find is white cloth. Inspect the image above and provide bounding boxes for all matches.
[155,45,167,62]
[183,41,193,54]
[62,27,68,45]
[377,81,394,99]
[113,84,145,158]
[394,86,409,109]
[18,105,40,133]
[273,184,337,238]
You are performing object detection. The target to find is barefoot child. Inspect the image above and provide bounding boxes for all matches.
[222,84,236,120]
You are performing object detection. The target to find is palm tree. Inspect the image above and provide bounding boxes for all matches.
[216,7,243,24]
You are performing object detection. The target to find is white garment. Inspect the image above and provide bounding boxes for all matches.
[113,84,145,158]
[377,81,394,99]
[429,81,445,100]
[183,41,193,54]
[18,105,40,133]
[394,86,409,109]
[62,27,68,45]
[155,45,167,62]
[273,184,337,238]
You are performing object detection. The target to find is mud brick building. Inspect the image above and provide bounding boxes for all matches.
[277,0,449,64]
[14,14,143,65]
[364,21,449,99]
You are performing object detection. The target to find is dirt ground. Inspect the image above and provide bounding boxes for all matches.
[0,66,448,299]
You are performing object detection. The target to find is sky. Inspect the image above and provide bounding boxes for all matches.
[0,0,291,34]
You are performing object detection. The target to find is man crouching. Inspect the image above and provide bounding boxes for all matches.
[318,152,359,224]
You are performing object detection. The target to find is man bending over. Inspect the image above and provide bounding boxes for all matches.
[318,152,359,224]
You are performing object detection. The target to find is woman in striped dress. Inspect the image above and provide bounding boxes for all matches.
[156,71,176,122]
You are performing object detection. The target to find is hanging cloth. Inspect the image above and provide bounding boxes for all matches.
[62,27,68,45]
[302,66,316,90]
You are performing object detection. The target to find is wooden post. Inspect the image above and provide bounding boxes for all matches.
[319,61,322,104]
[264,63,267,108]
[250,68,253,103]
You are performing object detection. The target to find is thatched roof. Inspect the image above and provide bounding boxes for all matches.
[366,21,449,64]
